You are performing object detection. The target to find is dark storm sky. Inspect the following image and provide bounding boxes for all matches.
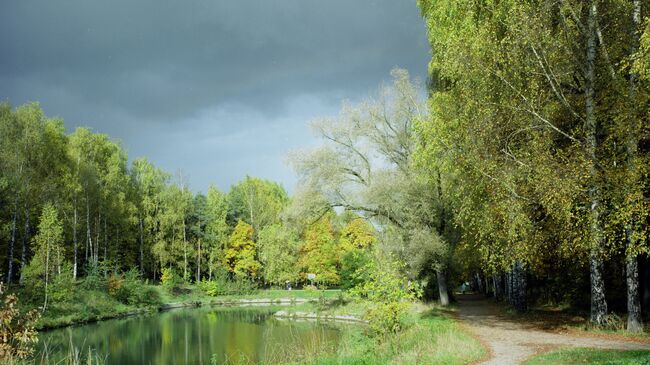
[0,0,430,193]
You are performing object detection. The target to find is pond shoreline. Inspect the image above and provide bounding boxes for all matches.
[38,296,362,331]
[274,310,367,323]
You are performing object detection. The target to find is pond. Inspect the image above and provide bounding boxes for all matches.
[37,307,344,365]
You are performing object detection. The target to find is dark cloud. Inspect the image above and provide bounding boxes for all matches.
[0,0,430,192]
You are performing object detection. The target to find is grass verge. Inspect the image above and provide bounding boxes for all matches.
[280,302,485,365]
[523,348,650,365]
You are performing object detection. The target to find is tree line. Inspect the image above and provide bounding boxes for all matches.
[413,0,649,331]
[0,103,377,301]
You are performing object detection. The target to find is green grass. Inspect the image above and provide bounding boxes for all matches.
[523,348,650,365]
[36,289,138,329]
[280,302,485,365]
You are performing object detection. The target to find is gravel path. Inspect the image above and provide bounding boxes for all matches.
[456,294,650,365]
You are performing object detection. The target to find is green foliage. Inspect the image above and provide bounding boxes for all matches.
[197,279,220,297]
[30,203,66,309]
[351,254,422,335]
[415,0,650,323]
[197,277,258,297]
[632,18,650,81]
[258,224,300,285]
[20,263,46,305]
[338,217,376,290]
[338,218,376,252]
[81,264,107,292]
[224,220,261,279]
[298,216,340,286]
[161,267,182,290]
[227,176,289,236]
[204,186,230,277]
[339,249,372,290]
[109,268,161,306]
[49,264,75,304]
[199,266,258,296]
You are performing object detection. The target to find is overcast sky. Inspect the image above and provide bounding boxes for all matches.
[0,0,430,193]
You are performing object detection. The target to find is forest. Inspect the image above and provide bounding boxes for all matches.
[1,0,650,364]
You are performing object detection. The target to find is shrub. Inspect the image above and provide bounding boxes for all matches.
[197,280,220,297]
[49,264,75,304]
[127,285,161,306]
[229,278,258,295]
[350,253,422,336]
[198,271,258,297]
[340,249,372,290]
[81,264,106,291]
[161,267,182,290]
[0,284,41,360]
[109,268,161,306]
[20,261,45,305]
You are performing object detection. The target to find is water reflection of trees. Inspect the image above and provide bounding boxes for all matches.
[38,308,342,364]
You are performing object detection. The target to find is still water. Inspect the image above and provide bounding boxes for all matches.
[38,307,342,365]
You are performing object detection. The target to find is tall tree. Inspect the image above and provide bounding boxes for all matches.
[258,224,300,286]
[205,185,230,280]
[131,158,169,279]
[227,177,288,238]
[298,215,339,286]
[223,220,260,279]
[29,203,64,311]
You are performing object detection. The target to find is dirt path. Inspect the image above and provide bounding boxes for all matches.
[456,294,650,365]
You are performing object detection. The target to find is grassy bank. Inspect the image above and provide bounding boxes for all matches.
[523,348,650,365]
[272,301,485,365]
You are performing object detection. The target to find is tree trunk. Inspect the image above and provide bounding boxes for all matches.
[56,240,61,276]
[95,212,101,265]
[103,217,108,278]
[493,274,503,301]
[183,218,187,282]
[113,225,119,275]
[590,251,608,324]
[19,195,30,284]
[209,255,213,281]
[626,255,643,332]
[437,270,449,306]
[73,199,78,279]
[625,0,644,333]
[86,193,92,268]
[585,1,608,326]
[7,193,19,284]
[44,234,50,311]
[139,217,144,277]
[197,236,202,282]
[512,261,527,312]
[504,272,510,303]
